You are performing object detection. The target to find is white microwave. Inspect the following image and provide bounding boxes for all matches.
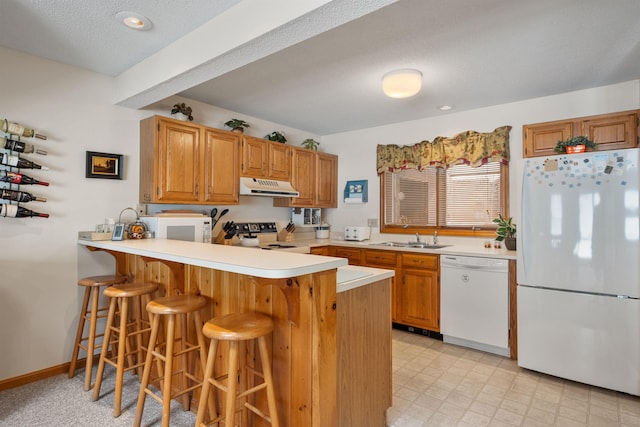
[142,215,212,243]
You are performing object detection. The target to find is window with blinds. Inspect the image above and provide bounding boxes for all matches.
[383,162,504,229]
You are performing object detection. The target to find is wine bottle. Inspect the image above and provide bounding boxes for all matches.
[0,170,50,186]
[0,189,46,203]
[1,119,47,140]
[1,153,48,170]
[2,137,47,155]
[0,204,49,218]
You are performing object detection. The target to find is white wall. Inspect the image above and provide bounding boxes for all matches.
[321,80,640,245]
[0,47,318,381]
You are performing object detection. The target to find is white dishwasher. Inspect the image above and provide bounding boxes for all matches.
[440,255,509,356]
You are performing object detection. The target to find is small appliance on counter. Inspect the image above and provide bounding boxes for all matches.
[142,214,211,243]
[344,226,370,241]
[315,224,330,239]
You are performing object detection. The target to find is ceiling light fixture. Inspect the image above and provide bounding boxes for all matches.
[382,69,422,98]
[116,11,153,31]
[438,105,453,111]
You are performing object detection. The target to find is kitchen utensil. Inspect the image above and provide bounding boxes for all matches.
[212,208,229,229]
[209,208,217,229]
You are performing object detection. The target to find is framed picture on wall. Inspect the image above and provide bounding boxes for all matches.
[85,151,123,179]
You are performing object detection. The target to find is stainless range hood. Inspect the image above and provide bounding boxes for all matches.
[239,177,299,197]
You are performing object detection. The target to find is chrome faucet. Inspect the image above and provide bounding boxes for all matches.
[433,230,438,245]
[415,232,421,243]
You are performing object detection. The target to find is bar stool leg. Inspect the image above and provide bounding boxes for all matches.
[225,341,239,427]
[195,338,219,426]
[134,314,161,427]
[258,336,280,427]
[161,314,176,427]
[92,296,118,402]
[112,296,129,417]
[68,286,91,381]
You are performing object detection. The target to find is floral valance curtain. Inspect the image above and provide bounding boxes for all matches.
[376,125,511,173]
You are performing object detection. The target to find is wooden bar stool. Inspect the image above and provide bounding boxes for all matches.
[134,295,209,427]
[195,312,280,427]
[92,282,159,417]
[68,274,127,391]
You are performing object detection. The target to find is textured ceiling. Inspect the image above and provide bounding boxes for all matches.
[1,0,640,135]
[0,0,240,75]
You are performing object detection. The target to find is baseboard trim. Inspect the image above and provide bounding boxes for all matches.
[0,357,88,391]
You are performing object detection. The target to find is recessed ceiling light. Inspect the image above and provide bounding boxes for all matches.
[438,105,453,111]
[116,11,153,31]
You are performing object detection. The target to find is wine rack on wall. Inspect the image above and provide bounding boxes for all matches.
[0,119,50,218]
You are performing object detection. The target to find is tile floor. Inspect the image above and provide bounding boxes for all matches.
[388,329,640,427]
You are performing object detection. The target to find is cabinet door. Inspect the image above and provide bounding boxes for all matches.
[309,246,329,256]
[290,148,316,206]
[241,136,267,177]
[157,119,202,203]
[203,129,240,204]
[329,246,362,265]
[523,121,574,158]
[268,141,291,180]
[399,267,439,331]
[582,112,639,151]
[364,250,398,321]
[316,152,338,208]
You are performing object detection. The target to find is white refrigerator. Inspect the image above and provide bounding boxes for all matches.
[518,148,640,396]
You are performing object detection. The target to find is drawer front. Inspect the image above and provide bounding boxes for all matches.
[401,253,438,270]
[332,247,362,265]
[364,250,397,267]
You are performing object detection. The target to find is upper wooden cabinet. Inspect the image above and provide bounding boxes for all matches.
[139,116,240,205]
[203,128,240,204]
[315,152,338,208]
[274,148,338,208]
[523,110,639,157]
[241,136,291,180]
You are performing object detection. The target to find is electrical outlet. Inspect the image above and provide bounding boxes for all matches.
[367,218,378,227]
[136,203,147,216]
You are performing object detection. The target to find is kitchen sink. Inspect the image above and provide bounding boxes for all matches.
[408,243,450,249]
[371,242,410,247]
[371,242,450,250]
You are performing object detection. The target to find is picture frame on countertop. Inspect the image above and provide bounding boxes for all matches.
[86,151,123,179]
[111,223,125,241]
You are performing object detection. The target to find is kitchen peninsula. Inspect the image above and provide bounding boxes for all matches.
[78,238,394,427]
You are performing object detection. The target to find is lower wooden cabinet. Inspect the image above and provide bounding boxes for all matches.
[398,253,439,332]
[309,246,329,256]
[329,246,440,331]
[328,247,363,265]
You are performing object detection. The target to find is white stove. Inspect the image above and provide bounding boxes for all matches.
[231,222,310,254]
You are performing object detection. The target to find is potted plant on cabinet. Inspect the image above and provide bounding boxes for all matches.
[224,118,250,133]
[554,136,597,154]
[265,131,287,143]
[300,138,320,151]
[170,103,193,121]
[493,214,516,250]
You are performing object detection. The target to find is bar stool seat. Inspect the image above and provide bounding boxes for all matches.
[134,295,209,427]
[92,282,159,417]
[68,274,127,391]
[196,312,280,427]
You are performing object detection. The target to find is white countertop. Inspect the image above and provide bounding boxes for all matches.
[78,239,395,293]
[79,238,347,279]
[301,238,517,260]
[336,265,394,293]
